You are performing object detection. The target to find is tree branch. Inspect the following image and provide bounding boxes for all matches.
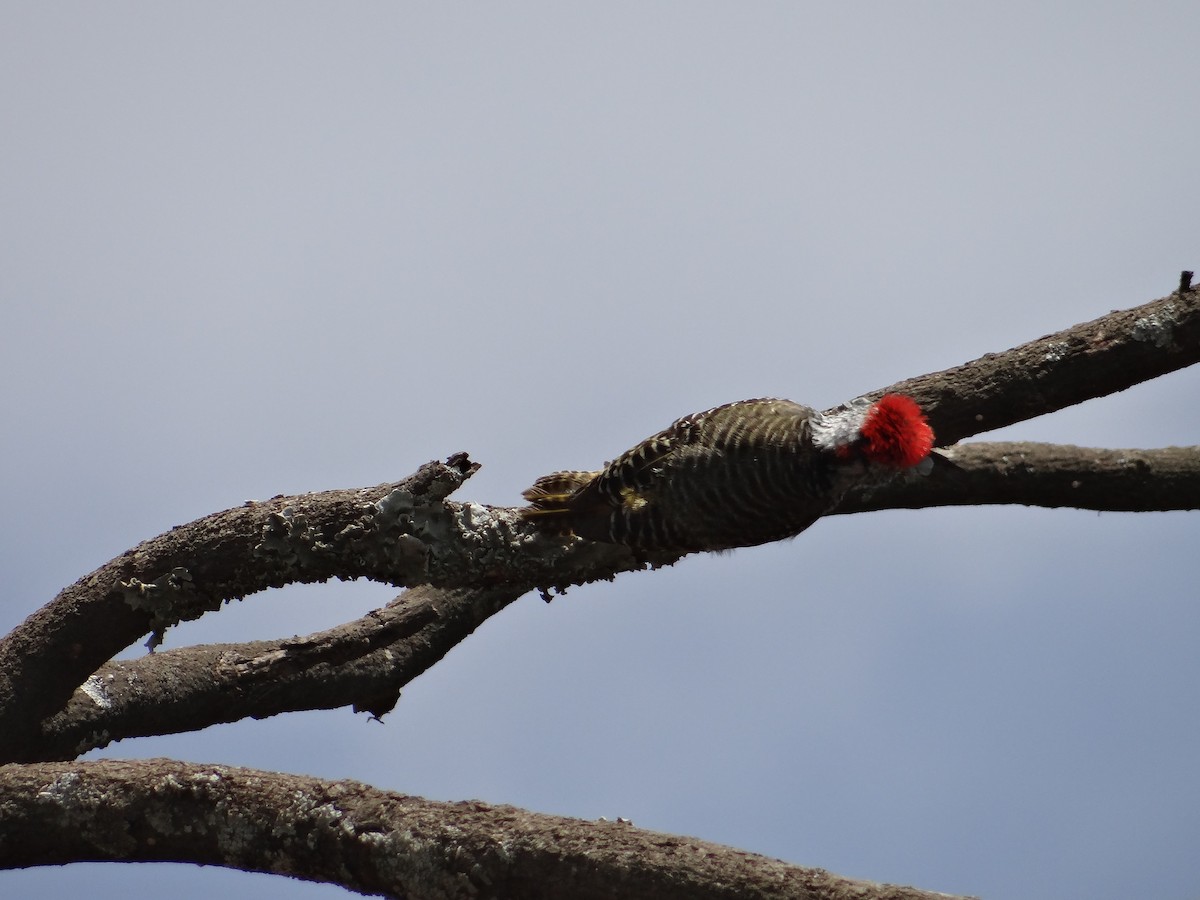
[1,287,1197,896]
[22,441,1197,759]
[0,456,654,763]
[35,584,526,761]
[0,759,973,900]
[836,442,1200,514]
[870,283,1200,445]
[42,440,1200,757]
[3,286,1199,763]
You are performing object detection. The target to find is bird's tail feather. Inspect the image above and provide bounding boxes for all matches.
[520,470,598,517]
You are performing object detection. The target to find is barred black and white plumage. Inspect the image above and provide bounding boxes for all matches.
[521,395,934,553]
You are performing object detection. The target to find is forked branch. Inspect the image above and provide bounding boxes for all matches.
[0,283,1197,899]
[0,759,973,900]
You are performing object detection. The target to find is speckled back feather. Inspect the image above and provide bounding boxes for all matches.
[522,398,848,552]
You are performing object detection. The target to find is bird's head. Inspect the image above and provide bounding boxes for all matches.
[813,394,934,469]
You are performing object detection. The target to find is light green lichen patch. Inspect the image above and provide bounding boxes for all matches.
[1130,302,1178,348]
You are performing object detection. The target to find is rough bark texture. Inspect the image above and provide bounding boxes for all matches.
[0,283,1197,897]
[836,443,1200,515]
[869,285,1200,445]
[37,584,528,760]
[25,443,1198,762]
[0,759,973,900]
[0,456,654,764]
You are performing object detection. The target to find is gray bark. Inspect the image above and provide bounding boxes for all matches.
[1,280,1197,897]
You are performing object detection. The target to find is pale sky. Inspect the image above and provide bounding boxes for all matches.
[3,5,1199,899]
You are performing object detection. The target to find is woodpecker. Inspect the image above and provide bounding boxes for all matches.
[521,394,934,553]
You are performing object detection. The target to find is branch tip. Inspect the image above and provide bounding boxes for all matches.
[445,451,479,477]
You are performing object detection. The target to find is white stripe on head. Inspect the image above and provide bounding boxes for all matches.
[809,398,872,452]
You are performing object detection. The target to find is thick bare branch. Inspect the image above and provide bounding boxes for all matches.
[0,289,1196,897]
[35,440,1198,758]
[0,759,972,900]
[0,455,663,762]
[836,442,1200,514]
[2,288,1198,767]
[0,455,473,762]
[868,284,1200,445]
[36,584,526,761]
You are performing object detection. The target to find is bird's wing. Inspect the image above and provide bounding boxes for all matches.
[592,398,809,501]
